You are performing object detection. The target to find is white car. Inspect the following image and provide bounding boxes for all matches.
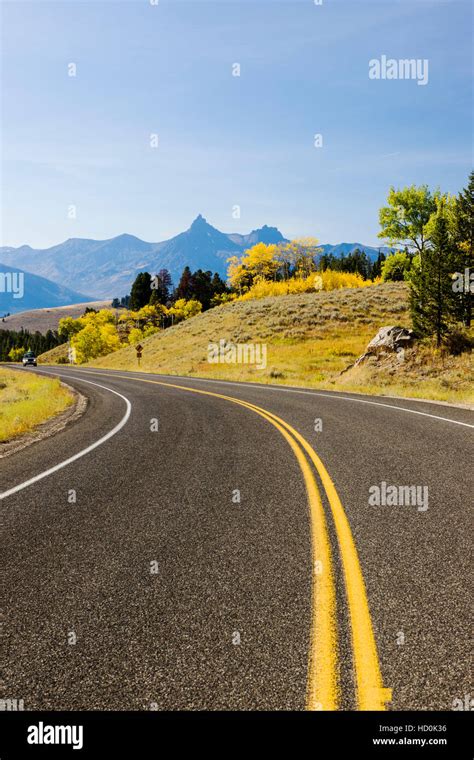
[22,351,37,367]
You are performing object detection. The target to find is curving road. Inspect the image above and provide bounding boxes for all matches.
[1,366,472,711]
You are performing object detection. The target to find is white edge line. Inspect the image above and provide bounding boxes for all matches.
[0,375,132,501]
[191,380,474,429]
[50,367,474,430]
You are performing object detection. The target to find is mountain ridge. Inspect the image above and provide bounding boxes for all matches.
[0,216,392,302]
[0,263,94,315]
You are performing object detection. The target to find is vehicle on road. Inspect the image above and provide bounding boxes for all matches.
[22,351,37,367]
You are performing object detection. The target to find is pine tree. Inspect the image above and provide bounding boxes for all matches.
[408,201,458,346]
[151,268,173,305]
[149,289,161,307]
[452,170,473,327]
[189,269,213,310]
[211,272,227,295]
[371,251,386,279]
[129,272,152,310]
[176,266,193,300]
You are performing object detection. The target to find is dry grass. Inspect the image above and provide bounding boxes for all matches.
[0,367,74,442]
[0,301,114,334]
[38,343,69,364]
[337,345,474,405]
[39,282,473,405]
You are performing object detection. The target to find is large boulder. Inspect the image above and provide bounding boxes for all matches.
[353,325,415,368]
[366,325,414,353]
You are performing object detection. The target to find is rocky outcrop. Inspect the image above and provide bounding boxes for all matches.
[341,326,415,374]
[357,325,415,363]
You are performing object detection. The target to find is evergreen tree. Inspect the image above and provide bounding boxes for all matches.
[189,269,213,310]
[211,272,227,295]
[408,201,458,346]
[151,269,173,305]
[129,272,152,310]
[371,251,386,279]
[149,289,161,307]
[176,266,193,300]
[452,170,473,327]
[0,328,63,361]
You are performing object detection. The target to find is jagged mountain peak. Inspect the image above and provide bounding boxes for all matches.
[190,214,208,228]
[2,219,389,306]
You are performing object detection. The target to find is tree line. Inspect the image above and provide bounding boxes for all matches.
[320,249,387,280]
[117,240,390,314]
[0,328,62,362]
[113,267,230,314]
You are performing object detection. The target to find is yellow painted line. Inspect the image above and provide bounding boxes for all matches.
[294,447,391,710]
[225,397,392,711]
[69,370,338,710]
[58,369,391,710]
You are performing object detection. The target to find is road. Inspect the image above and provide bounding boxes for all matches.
[1,366,472,711]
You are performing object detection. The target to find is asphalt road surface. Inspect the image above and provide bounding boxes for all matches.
[1,366,472,711]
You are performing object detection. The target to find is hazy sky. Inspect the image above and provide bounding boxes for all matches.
[1,0,472,248]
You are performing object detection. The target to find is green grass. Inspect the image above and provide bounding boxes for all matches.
[0,367,75,442]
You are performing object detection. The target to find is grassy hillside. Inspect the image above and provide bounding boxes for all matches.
[0,300,114,334]
[0,367,75,442]
[38,282,473,404]
[38,343,69,364]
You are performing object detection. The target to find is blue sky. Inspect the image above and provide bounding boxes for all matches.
[1,0,472,248]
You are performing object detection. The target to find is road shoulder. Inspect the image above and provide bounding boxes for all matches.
[0,381,87,459]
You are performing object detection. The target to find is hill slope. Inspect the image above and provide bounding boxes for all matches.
[0,300,113,333]
[39,283,473,404]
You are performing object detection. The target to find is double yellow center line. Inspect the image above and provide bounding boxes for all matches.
[68,370,392,711]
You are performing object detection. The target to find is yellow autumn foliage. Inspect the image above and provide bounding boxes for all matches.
[237,271,377,301]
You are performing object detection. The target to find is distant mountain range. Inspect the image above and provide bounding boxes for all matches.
[318,242,391,259]
[0,215,393,311]
[0,263,92,316]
